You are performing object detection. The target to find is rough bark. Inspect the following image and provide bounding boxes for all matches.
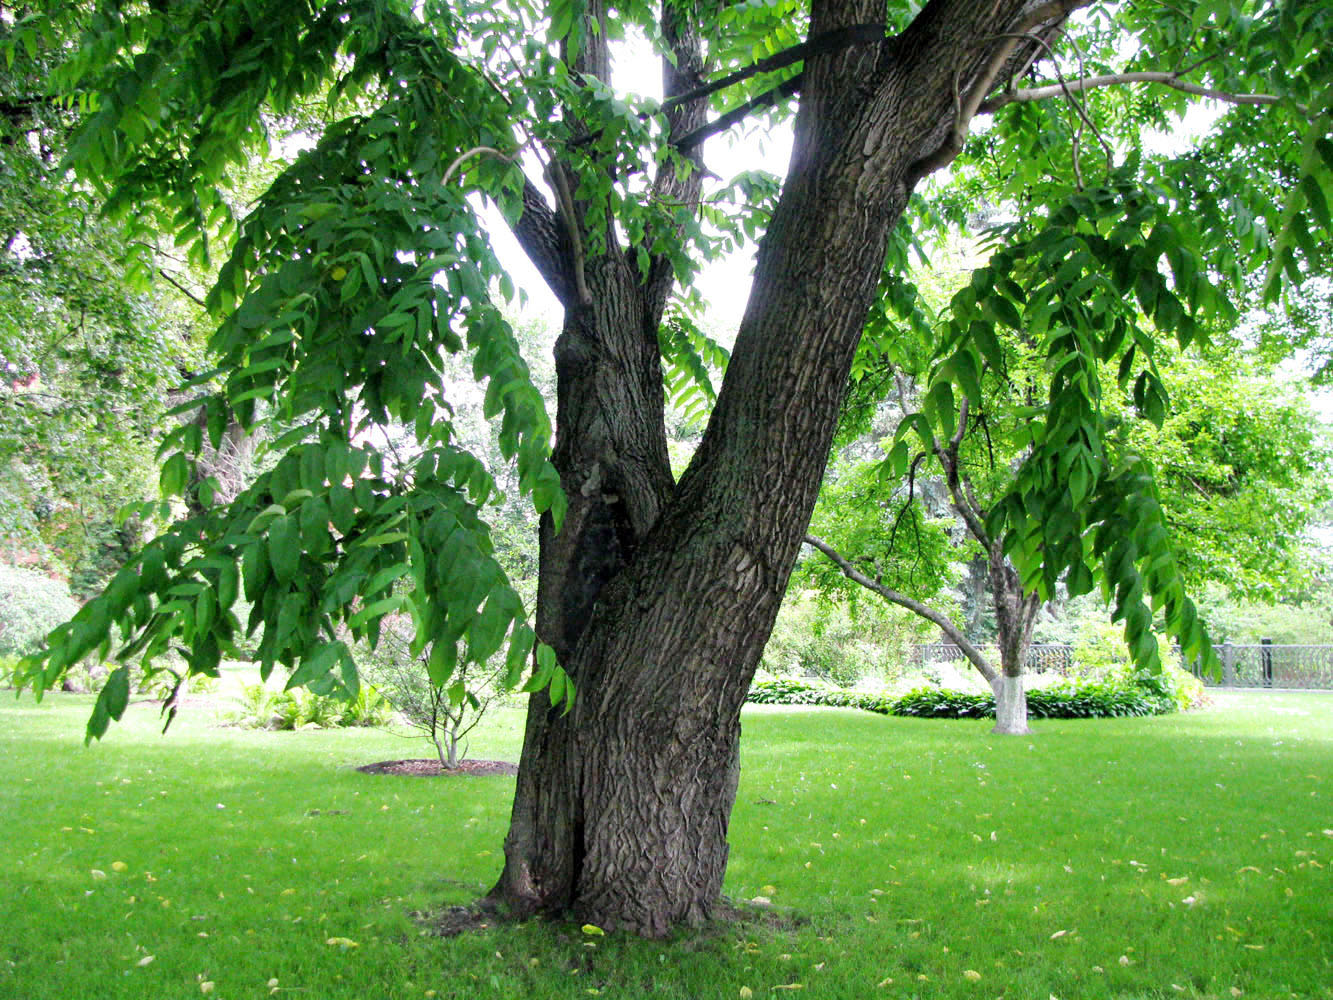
[491,0,1078,935]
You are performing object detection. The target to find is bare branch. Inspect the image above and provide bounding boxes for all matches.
[441,145,513,188]
[545,159,592,306]
[804,533,999,683]
[978,70,1301,116]
[667,23,883,112]
[156,267,206,307]
[931,397,993,548]
[998,29,1115,181]
[569,24,886,152]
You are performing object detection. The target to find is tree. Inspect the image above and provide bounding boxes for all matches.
[0,11,203,584]
[1122,352,1333,601]
[358,613,503,770]
[16,0,1333,935]
[806,346,1332,732]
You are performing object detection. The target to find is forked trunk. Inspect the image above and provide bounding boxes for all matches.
[489,0,1072,935]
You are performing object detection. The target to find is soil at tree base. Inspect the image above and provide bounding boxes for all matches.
[355,758,518,777]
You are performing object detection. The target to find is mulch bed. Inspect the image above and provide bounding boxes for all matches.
[355,758,518,777]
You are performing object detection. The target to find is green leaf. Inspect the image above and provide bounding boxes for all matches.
[286,641,345,690]
[160,452,190,497]
[86,666,131,744]
[348,595,406,630]
[428,640,457,687]
[242,542,270,602]
[548,666,566,707]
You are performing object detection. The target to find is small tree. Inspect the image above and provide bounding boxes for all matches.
[359,616,501,770]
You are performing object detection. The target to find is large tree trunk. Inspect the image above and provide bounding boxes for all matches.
[491,0,1072,935]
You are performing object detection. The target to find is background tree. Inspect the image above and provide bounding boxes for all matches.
[807,343,1332,730]
[0,10,206,589]
[1122,352,1333,601]
[16,0,1333,935]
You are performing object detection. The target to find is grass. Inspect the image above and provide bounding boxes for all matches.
[1,681,1330,1000]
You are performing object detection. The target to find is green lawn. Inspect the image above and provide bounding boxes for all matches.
[2,685,1330,1000]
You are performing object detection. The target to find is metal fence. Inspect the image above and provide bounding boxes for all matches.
[1206,642,1333,689]
[913,640,1333,690]
[915,642,1073,675]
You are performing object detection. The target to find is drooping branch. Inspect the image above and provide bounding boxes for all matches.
[804,533,999,684]
[978,70,1299,116]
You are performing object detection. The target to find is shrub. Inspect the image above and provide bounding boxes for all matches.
[746,669,1200,720]
[0,565,79,658]
[746,677,829,705]
[1026,677,1164,718]
[888,687,993,718]
[338,684,395,727]
[228,679,395,731]
[748,678,896,714]
[760,590,924,688]
[227,683,283,729]
[1126,663,1207,712]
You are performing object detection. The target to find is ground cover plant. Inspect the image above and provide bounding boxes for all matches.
[2,686,1330,1000]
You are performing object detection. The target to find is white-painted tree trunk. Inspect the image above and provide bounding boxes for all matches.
[991,673,1031,735]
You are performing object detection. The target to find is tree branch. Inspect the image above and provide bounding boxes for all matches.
[507,175,578,308]
[932,397,992,548]
[156,267,206,307]
[673,74,803,154]
[977,70,1300,116]
[804,533,998,684]
[569,24,885,153]
[662,23,884,114]
[904,0,1091,186]
[545,159,592,307]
